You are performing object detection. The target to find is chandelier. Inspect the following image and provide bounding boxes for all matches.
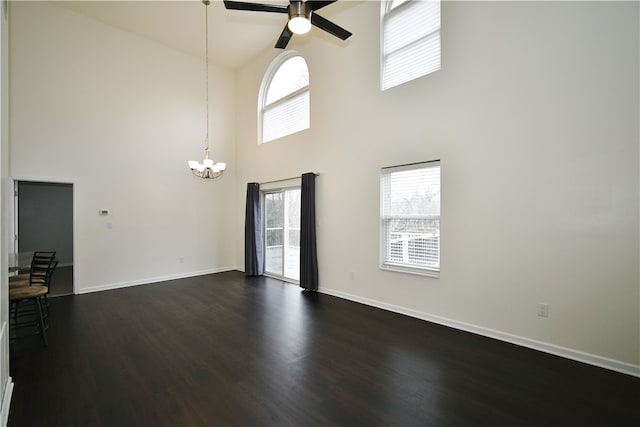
[188,0,226,180]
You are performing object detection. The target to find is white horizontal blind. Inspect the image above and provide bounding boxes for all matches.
[263,91,310,143]
[382,0,441,90]
[381,161,441,273]
[261,55,310,143]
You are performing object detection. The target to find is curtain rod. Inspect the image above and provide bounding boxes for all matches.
[259,172,319,186]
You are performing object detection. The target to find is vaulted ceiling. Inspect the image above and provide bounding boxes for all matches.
[56,0,359,69]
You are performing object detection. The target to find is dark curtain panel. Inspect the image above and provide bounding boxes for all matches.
[244,182,264,276]
[300,173,318,291]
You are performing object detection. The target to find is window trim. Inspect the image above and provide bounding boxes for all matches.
[258,51,310,144]
[380,160,441,278]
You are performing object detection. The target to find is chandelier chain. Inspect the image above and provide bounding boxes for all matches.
[205,2,209,151]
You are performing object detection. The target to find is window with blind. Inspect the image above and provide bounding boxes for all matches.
[260,53,310,143]
[381,0,441,91]
[380,161,441,276]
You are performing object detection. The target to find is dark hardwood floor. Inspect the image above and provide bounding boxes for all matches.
[8,271,639,426]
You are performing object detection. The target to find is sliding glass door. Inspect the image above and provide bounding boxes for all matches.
[264,188,301,282]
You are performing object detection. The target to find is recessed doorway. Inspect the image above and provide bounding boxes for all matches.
[14,180,74,296]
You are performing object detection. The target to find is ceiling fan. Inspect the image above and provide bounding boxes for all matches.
[223,0,352,49]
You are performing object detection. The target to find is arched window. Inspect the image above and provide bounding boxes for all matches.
[259,52,310,144]
[381,0,441,90]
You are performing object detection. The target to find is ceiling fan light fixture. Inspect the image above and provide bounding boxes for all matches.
[223,0,352,50]
[288,16,311,34]
[288,1,311,34]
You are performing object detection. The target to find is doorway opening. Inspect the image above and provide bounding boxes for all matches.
[263,187,300,283]
[14,180,74,296]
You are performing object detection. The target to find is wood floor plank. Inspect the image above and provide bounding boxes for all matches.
[8,271,640,426]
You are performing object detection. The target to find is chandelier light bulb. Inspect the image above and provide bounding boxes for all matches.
[216,163,227,172]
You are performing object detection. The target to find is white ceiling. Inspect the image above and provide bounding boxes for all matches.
[55,0,359,69]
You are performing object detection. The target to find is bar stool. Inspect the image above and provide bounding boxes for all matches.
[9,251,56,288]
[9,285,49,347]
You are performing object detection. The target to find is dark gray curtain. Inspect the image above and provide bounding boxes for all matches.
[300,173,318,291]
[244,182,263,276]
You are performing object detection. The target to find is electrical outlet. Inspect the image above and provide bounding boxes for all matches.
[349,271,355,280]
[537,303,549,318]
[179,257,185,264]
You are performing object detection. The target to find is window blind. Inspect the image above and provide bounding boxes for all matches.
[263,91,310,143]
[381,161,441,273]
[382,0,441,90]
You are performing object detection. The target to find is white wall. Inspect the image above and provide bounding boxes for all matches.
[10,2,237,293]
[0,0,12,423]
[235,1,639,371]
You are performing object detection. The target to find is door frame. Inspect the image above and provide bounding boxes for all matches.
[10,176,78,295]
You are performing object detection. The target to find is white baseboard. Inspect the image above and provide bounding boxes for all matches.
[0,376,13,427]
[319,286,640,378]
[76,266,237,295]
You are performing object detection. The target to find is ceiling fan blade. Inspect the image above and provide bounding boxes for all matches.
[310,12,352,40]
[274,25,293,49]
[223,1,288,14]
[306,1,337,11]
